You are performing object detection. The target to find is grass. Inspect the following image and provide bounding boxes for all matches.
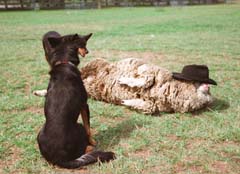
[0,4,240,174]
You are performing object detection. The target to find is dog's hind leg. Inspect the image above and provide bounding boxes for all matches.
[80,104,96,146]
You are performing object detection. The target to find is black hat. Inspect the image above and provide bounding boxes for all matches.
[172,64,217,85]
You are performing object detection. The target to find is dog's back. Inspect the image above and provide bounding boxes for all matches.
[38,64,89,165]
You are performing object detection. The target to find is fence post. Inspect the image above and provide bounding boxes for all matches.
[20,0,24,9]
[4,0,8,9]
[97,0,102,9]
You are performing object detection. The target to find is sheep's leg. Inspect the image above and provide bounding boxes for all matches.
[33,89,47,97]
[118,77,146,88]
[121,99,153,114]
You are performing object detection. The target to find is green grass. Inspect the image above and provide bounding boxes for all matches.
[1,4,240,174]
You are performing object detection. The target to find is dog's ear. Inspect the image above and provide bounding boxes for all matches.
[48,37,61,48]
[84,33,93,41]
[73,33,79,39]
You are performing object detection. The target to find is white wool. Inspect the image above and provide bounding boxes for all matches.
[81,58,214,114]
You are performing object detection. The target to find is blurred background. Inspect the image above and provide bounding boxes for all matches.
[0,0,230,10]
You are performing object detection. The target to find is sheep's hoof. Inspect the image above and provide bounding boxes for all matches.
[33,89,47,97]
[121,99,132,106]
[121,99,145,107]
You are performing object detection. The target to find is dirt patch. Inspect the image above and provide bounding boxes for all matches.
[25,106,43,115]
[167,134,180,141]
[132,149,152,159]
[174,162,204,174]
[0,146,22,173]
[24,83,31,95]
[215,140,239,147]
[54,168,90,174]
[211,161,229,173]
[186,138,206,150]
[212,140,240,165]
[181,140,239,173]
[145,164,171,174]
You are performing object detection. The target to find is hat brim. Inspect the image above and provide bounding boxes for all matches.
[172,72,217,85]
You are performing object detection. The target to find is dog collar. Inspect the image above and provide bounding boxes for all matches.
[55,60,75,67]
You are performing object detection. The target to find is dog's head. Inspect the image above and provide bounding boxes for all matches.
[47,33,92,67]
[73,33,92,58]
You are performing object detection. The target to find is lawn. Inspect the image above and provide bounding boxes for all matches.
[0,4,240,174]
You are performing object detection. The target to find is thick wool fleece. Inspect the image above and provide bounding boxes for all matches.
[81,58,213,114]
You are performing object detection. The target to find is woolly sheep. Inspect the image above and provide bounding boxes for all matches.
[80,58,214,114]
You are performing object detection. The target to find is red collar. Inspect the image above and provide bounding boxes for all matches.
[55,60,75,67]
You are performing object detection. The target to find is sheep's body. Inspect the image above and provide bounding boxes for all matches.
[81,58,213,114]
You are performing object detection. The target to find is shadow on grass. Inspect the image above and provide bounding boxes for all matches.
[95,117,150,150]
[192,98,230,115]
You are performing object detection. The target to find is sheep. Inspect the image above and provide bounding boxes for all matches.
[80,58,214,114]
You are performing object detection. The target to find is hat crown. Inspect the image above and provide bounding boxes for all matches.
[181,65,209,80]
[172,64,217,85]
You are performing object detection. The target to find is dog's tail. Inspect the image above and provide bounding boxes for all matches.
[57,151,115,169]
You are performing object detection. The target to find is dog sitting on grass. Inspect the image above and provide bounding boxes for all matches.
[41,31,95,146]
[37,33,115,169]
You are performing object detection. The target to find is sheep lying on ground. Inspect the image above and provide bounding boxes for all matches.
[80,58,214,114]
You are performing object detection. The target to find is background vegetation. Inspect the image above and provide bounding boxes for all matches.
[0,4,239,174]
[0,0,225,10]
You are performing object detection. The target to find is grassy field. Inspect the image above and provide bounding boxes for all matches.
[0,4,240,174]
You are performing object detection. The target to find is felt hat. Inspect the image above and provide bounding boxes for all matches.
[172,64,217,85]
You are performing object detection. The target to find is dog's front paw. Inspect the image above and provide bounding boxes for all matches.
[33,89,47,97]
[89,137,97,146]
[85,145,95,153]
